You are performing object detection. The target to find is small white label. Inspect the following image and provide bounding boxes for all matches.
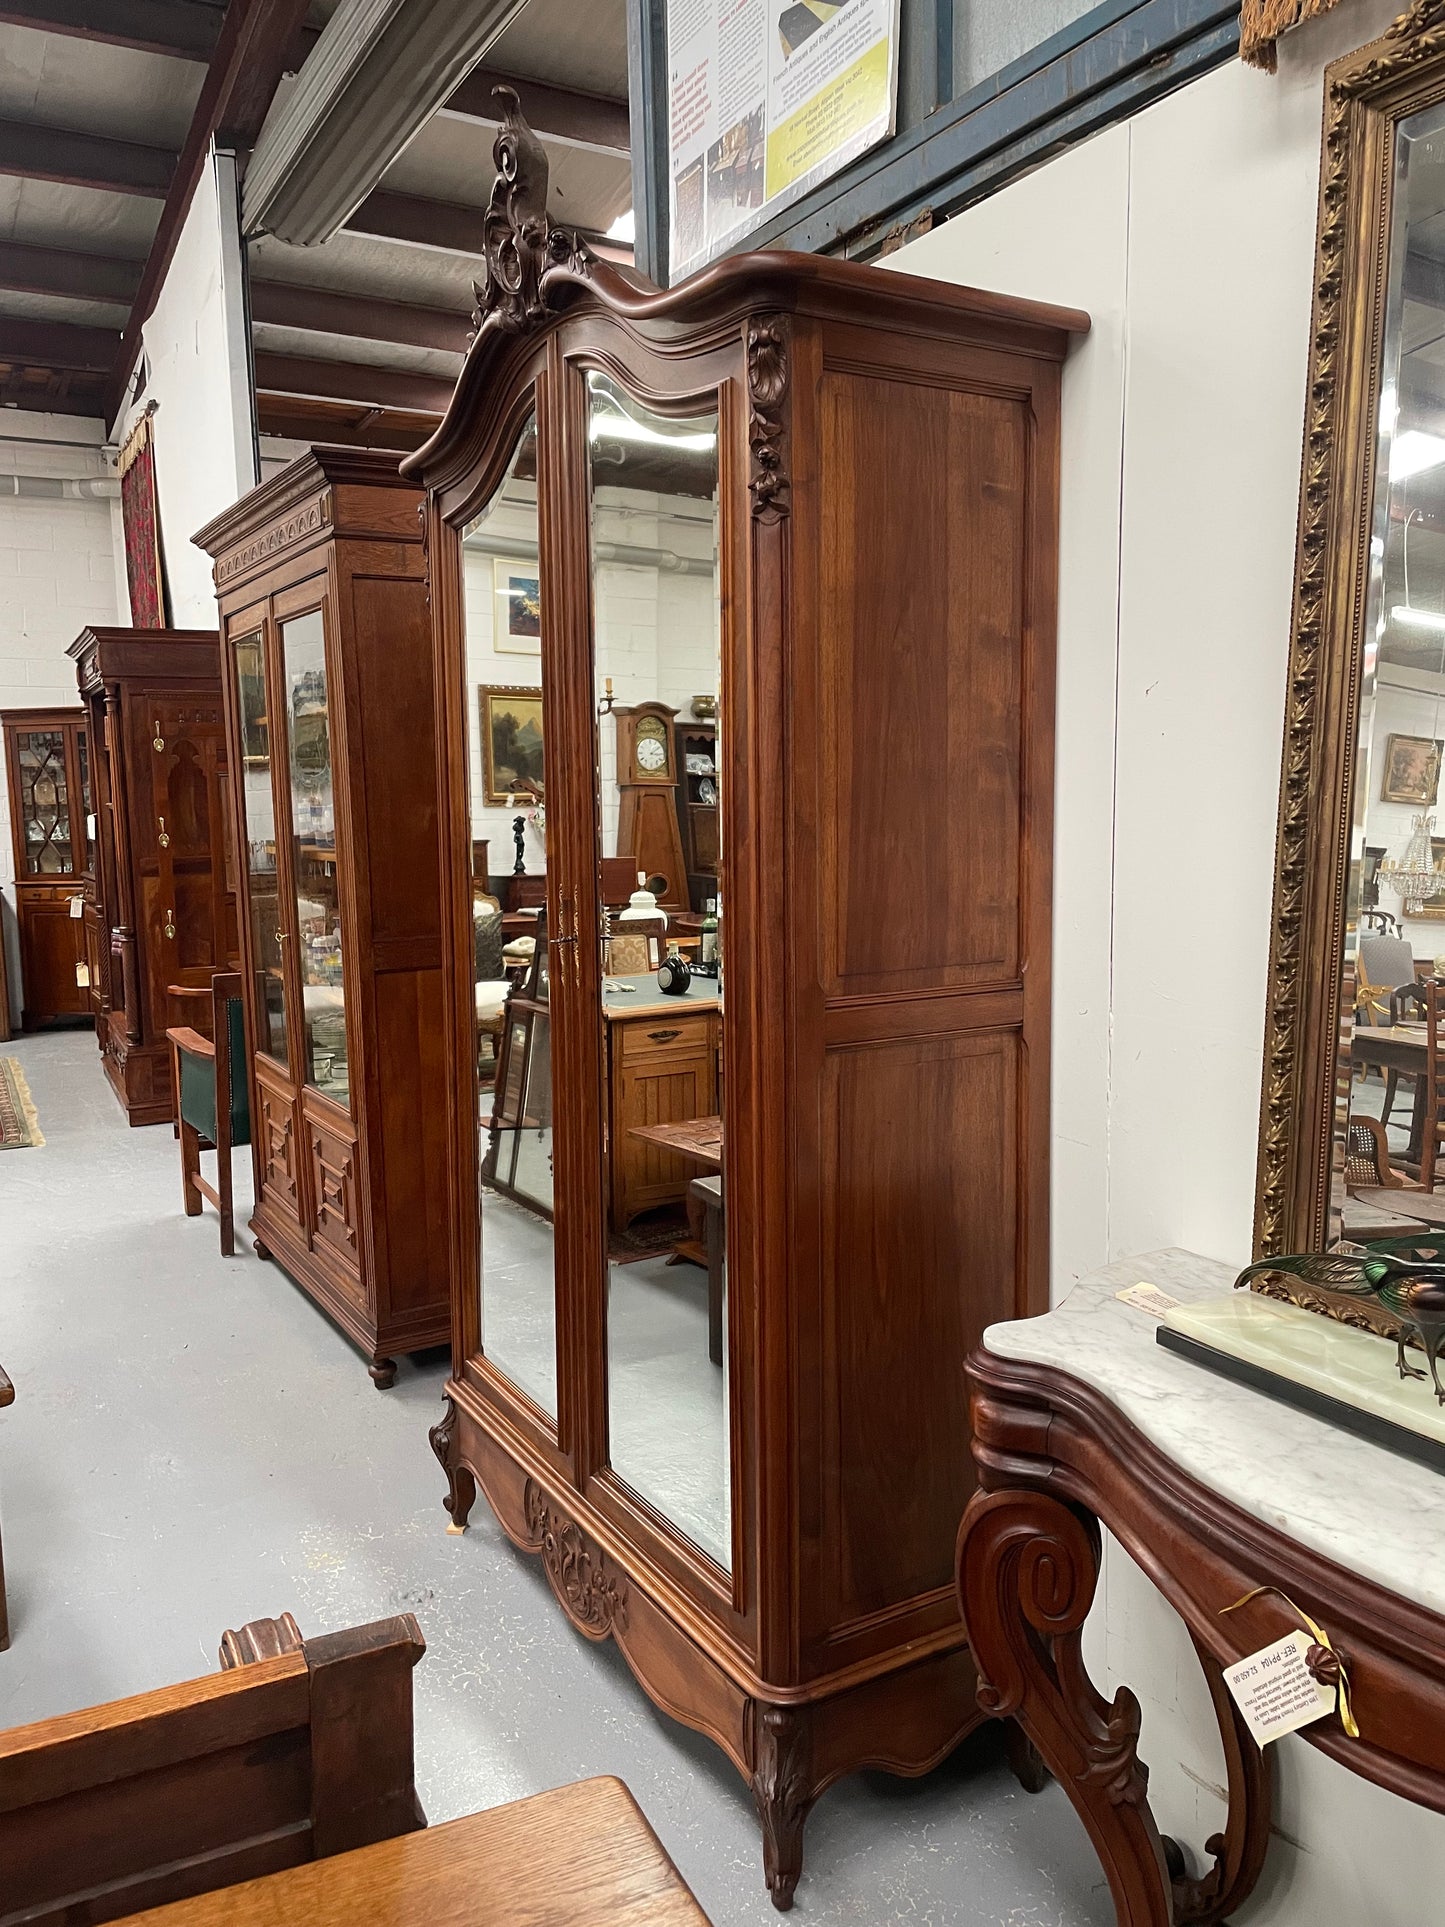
[75,962,89,988]
[1115,1281,1181,1318]
[86,811,96,839]
[68,895,83,919]
[1223,1632,1335,1748]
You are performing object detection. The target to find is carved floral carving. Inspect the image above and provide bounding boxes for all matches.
[523,1480,627,1634]
[749,1702,813,1910]
[471,88,589,340]
[746,317,790,522]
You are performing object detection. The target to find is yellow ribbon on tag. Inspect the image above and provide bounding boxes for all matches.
[1221,1585,1359,1740]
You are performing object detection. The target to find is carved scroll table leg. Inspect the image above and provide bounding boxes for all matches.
[750,1702,815,1912]
[957,1487,1174,1927]
[429,1396,476,1530]
[1168,1634,1271,1925]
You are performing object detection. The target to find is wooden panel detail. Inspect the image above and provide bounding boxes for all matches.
[819,372,1027,998]
[812,1031,1019,1644]
[306,1107,361,1276]
[255,1072,302,1227]
[16,890,86,1022]
[371,968,449,1313]
[608,1009,719,1229]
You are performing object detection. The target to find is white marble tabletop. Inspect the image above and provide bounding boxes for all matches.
[983,1249,1445,1618]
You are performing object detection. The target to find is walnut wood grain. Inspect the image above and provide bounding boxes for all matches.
[113,1779,708,1927]
[958,1342,1445,1926]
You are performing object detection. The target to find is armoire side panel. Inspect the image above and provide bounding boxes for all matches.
[819,372,1027,997]
[371,966,450,1315]
[818,1033,1019,1633]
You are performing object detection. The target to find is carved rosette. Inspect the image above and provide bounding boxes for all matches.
[1257,0,1445,1258]
[746,317,790,523]
[522,1480,627,1636]
[470,87,589,341]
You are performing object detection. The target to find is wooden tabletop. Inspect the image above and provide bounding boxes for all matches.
[117,1780,709,1927]
[628,1115,723,1172]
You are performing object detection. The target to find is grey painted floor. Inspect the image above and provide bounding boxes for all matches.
[0,1029,1113,1926]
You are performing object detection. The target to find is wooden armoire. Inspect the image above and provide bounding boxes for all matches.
[68,629,238,1123]
[193,450,450,1387]
[411,99,1084,1908]
[2,706,91,1029]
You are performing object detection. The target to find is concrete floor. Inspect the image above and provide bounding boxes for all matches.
[0,1028,1113,1926]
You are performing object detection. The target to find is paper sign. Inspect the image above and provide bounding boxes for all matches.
[86,811,96,839]
[75,962,89,988]
[1115,1281,1180,1318]
[68,895,82,919]
[1223,1632,1336,1748]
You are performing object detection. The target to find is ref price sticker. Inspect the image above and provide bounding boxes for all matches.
[1223,1631,1337,1748]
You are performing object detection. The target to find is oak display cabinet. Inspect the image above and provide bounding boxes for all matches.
[2,706,92,1029]
[411,100,1084,1907]
[194,450,450,1387]
[69,628,238,1124]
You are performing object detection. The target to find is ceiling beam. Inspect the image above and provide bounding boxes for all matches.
[256,394,437,453]
[0,1,222,58]
[109,0,315,421]
[0,240,143,305]
[443,67,630,152]
[344,188,633,265]
[0,316,120,371]
[250,278,469,354]
[254,351,457,416]
[0,118,174,197]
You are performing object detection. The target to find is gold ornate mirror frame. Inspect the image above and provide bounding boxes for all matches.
[1257,0,1445,1265]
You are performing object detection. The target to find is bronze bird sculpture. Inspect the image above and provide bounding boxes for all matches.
[1236,1241,1445,1404]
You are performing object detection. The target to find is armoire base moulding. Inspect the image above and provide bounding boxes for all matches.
[430,1391,991,1908]
[98,1029,173,1128]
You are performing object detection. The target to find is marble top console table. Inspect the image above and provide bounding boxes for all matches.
[956,1249,1445,1927]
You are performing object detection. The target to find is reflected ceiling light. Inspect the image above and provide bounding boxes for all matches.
[605,209,636,243]
[1391,604,1445,630]
[588,410,716,452]
[1391,429,1445,481]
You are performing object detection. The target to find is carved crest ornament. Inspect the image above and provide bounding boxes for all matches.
[467,90,790,523]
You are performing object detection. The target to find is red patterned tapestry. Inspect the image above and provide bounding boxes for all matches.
[118,405,168,628]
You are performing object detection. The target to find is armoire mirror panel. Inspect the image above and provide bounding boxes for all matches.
[463,410,559,1423]
[234,626,287,1069]
[587,372,730,1570]
[1258,18,1445,1284]
[280,607,348,1108]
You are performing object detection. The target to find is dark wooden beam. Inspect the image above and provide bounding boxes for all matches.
[0,118,173,197]
[0,316,120,371]
[344,188,632,266]
[0,240,143,305]
[256,394,436,454]
[0,369,108,416]
[0,1,222,58]
[250,279,469,354]
[109,0,315,421]
[254,352,456,416]
[444,66,630,152]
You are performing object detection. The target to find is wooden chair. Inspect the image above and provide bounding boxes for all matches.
[1422,980,1445,1193]
[166,972,249,1255]
[0,1360,12,1652]
[0,1611,425,1927]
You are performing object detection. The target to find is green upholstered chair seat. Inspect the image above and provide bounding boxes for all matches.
[177,996,250,1149]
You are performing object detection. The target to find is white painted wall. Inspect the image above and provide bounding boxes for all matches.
[0,411,128,1027]
[116,146,257,627]
[891,1,1445,1918]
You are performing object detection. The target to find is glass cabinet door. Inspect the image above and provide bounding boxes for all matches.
[15,727,76,876]
[587,371,730,1569]
[232,627,288,1067]
[279,608,349,1109]
[462,409,559,1422]
[74,726,92,875]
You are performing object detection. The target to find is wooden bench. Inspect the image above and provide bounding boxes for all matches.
[0,1612,425,1927]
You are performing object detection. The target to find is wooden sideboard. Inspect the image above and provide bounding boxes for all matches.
[957,1250,1445,1927]
[604,975,720,1233]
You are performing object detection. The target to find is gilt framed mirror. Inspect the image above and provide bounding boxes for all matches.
[1259,1,1445,1282]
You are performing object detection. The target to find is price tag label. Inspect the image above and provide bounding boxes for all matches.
[1114,1281,1180,1318]
[75,962,90,988]
[1223,1632,1336,1748]
[68,895,83,919]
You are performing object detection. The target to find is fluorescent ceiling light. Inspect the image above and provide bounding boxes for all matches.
[1391,429,1445,482]
[589,410,715,452]
[605,209,635,244]
[1391,604,1445,630]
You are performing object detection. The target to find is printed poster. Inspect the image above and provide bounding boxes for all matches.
[666,0,900,281]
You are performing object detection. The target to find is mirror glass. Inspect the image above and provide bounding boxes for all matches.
[1340,100,1445,1240]
[234,628,287,1066]
[281,609,349,1108]
[463,412,558,1421]
[587,371,730,1568]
